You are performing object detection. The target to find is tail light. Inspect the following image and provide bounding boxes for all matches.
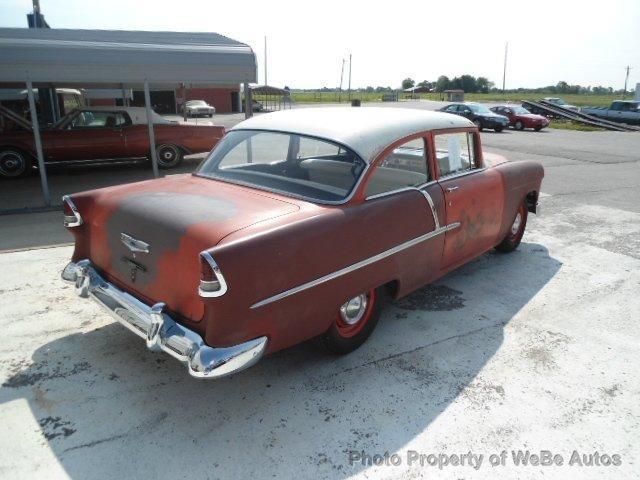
[199,251,228,298]
[62,195,83,227]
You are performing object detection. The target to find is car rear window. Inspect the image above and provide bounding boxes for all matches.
[197,130,366,203]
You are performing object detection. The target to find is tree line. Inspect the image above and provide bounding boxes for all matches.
[401,77,630,94]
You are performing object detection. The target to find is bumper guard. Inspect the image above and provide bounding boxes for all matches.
[62,260,267,379]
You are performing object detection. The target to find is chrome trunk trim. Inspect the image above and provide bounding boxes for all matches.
[251,222,460,309]
[62,260,266,379]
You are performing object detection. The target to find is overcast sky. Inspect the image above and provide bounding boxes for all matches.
[2,0,638,90]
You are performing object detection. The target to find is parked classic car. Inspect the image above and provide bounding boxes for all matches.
[0,106,225,178]
[490,105,549,131]
[61,108,543,378]
[582,100,640,125]
[439,102,509,132]
[181,100,216,117]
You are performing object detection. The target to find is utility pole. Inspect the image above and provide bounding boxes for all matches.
[502,42,508,95]
[338,59,345,103]
[348,53,352,101]
[264,36,268,86]
[623,65,631,99]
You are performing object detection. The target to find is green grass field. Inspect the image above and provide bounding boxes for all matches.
[288,91,625,107]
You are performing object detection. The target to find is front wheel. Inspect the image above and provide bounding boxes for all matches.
[494,125,504,132]
[155,144,183,169]
[319,288,383,354]
[515,120,524,130]
[0,149,32,179]
[473,119,483,131]
[495,201,528,253]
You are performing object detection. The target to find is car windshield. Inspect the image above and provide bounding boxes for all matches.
[548,98,564,105]
[468,104,492,114]
[187,100,207,106]
[197,130,366,203]
[512,106,531,114]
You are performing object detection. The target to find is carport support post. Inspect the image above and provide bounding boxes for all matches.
[243,82,252,119]
[26,80,51,207]
[144,80,160,178]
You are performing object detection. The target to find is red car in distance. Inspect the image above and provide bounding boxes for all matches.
[490,105,549,131]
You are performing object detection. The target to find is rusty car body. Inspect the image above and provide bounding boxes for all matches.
[0,106,225,177]
[61,107,543,378]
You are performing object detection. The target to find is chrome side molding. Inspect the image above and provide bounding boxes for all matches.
[251,222,460,309]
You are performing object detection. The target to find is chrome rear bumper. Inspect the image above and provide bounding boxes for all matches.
[62,260,267,379]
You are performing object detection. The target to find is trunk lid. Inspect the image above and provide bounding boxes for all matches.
[80,174,299,321]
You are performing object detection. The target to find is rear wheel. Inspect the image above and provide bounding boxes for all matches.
[319,288,383,354]
[494,125,504,132]
[0,149,32,178]
[515,120,524,130]
[495,201,528,253]
[155,144,183,169]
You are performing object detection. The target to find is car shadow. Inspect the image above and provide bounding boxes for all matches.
[0,242,561,479]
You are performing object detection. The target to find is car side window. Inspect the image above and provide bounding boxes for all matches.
[444,105,458,113]
[365,137,429,197]
[435,132,477,177]
[68,111,125,129]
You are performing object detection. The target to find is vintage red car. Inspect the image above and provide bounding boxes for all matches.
[0,106,224,178]
[490,105,549,131]
[61,108,543,378]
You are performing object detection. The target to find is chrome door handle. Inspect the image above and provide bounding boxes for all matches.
[446,186,459,193]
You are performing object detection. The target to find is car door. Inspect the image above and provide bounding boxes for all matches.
[433,130,504,268]
[51,110,128,161]
[363,134,446,289]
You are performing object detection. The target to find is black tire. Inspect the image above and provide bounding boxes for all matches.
[515,120,525,131]
[0,149,33,179]
[319,287,384,354]
[473,119,483,131]
[495,201,528,253]
[494,125,504,132]
[155,144,184,169]
[534,126,543,132]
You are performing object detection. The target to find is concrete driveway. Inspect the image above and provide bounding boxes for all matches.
[0,102,639,479]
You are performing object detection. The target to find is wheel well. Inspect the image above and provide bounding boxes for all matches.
[526,191,539,213]
[383,280,400,299]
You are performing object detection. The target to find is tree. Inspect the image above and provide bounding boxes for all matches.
[458,75,478,93]
[401,78,415,90]
[435,75,450,92]
[476,77,493,94]
[417,80,433,90]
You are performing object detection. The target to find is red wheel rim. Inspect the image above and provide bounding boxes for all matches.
[335,290,377,338]
[508,204,526,242]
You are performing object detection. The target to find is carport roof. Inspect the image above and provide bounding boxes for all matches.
[0,28,257,88]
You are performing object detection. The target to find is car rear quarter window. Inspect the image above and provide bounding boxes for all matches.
[435,132,477,177]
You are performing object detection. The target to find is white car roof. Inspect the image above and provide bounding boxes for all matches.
[79,106,172,125]
[232,107,473,162]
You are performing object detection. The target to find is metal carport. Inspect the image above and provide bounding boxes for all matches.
[0,28,257,209]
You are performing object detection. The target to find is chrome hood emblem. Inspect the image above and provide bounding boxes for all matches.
[121,233,150,254]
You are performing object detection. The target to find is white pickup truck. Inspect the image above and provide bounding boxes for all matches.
[582,101,640,125]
